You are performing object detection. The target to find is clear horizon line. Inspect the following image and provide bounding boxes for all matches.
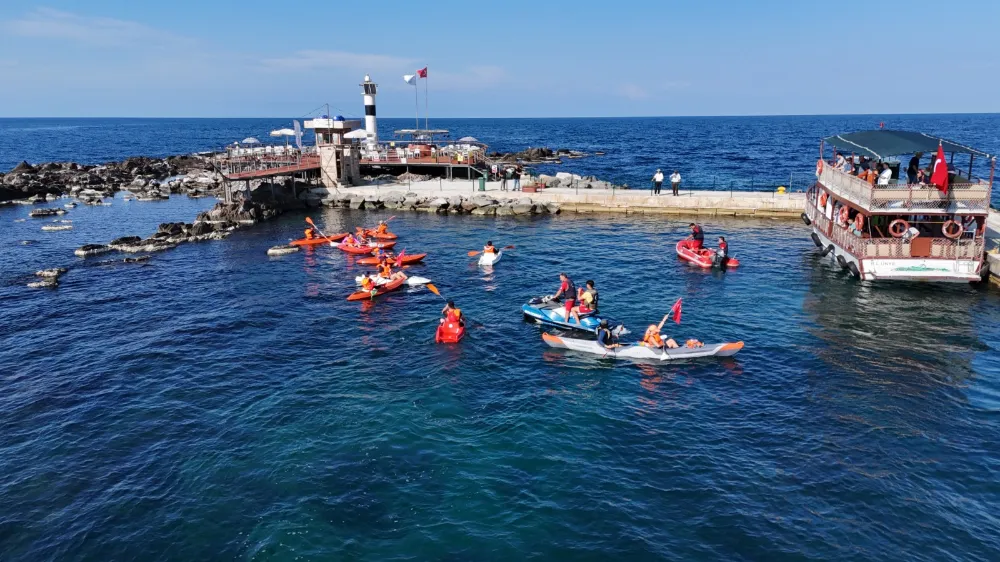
[2,111,999,120]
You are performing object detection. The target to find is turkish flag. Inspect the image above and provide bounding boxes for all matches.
[930,143,949,194]
[417,67,427,78]
[670,298,682,324]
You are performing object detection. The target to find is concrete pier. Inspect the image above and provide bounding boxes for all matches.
[336,179,806,219]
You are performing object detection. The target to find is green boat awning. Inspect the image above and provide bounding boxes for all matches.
[823,130,993,160]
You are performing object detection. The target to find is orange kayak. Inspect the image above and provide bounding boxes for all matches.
[435,320,466,343]
[337,241,397,254]
[290,232,348,246]
[363,229,398,240]
[346,276,406,301]
[356,253,426,266]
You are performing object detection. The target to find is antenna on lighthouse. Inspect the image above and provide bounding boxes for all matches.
[361,74,378,143]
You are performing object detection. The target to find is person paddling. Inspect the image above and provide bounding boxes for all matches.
[441,300,465,327]
[483,240,497,255]
[596,319,620,349]
[376,220,389,235]
[304,225,317,240]
[553,272,577,322]
[686,223,705,249]
[642,314,679,349]
[360,272,376,294]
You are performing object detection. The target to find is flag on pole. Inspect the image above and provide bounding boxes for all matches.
[403,74,416,85]
[417,67,428,78]
[930,142,949,194]
[293,120,302,151]
[670,298,683,324]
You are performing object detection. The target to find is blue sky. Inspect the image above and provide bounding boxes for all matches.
[0,1,997,117]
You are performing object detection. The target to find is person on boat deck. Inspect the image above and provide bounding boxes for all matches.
[569,280,599,324]
[304,226,317,240]
[553,273,577,321]
[686,223,705,248]
[596,319,620,350]
[841,157,854,175]
[877,163,893,186]
[441,300,465,327]
[642,314,680,349]
[907,152,923,184]
[858,165,876,186]
[835,153,846,169]
[714,236,729,266]
[961,215,978,238]
[483,241,497,255]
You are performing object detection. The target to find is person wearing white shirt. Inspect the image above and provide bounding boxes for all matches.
[670,171,682,196]
[651,169,664,195]
[877,163,892,186]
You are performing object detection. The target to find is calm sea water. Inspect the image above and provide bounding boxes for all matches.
[2,117,1000,561]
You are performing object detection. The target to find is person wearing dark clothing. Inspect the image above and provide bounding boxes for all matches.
[687,223,705,248]
[907,153,922,185]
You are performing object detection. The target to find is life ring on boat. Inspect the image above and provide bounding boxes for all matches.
[818,192,828,208]
[853,213,864,232]
[816,159,824,176]
[838,206,849,226]
[942,220,963,239]
[889,219,909,238]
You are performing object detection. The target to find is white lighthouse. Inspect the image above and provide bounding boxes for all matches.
[361,74,378,143]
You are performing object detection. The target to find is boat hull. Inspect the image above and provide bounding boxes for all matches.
[522,301,602,332]
[676,240,740,268]
[542,333,743,361]
[336,241,397,254]
[435,321,465,343]
[290,233,348,246]
[356,253,426,266]
[346,276,406,301]
[478,251,502,266]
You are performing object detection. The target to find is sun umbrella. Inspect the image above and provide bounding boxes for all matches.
[270,128,295,137]
[344,129,371,140]
[241,137,260,144]
[458,136,478,143]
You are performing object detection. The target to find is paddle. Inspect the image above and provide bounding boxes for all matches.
[305,217,338,246]
[424,284,485,329]
[467,245,516,257]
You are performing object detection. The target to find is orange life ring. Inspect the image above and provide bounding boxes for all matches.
[819,192,828,208]
[889,219,909,238]
[942,220,963,239]
[838,206,849,226]
[854,213,864,232]
[816,159,824,176]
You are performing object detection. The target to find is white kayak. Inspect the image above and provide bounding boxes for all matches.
[354,274,431,287]
[542,333,743,361]
[478,250,502,267]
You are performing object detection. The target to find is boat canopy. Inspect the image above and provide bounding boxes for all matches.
[823,130,993,160]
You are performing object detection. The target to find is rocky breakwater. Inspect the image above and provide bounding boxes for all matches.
[1,154,221,204]
[488,147,593,164]
[322,191,561,216]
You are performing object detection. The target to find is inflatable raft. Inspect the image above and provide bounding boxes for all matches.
[478,250,502,267]
[290,233,348,246]
[676,240,740,269]
[542,333,743,361]
[356,253,426,266]
[522,297,602,332]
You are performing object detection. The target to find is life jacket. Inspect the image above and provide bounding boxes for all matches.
[379,263,392,278]
[446,308,462,322]
[596,327,614,346]
[304,228,315,239]
[361,277,375,291]
[719,241,728,258]
[644,331,664,347]
[484,245,496,254]
[377,224,388,234]
[563,279,577,301]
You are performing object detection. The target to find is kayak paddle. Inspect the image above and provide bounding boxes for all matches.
[305,217,336,246]
[467,245,516,257]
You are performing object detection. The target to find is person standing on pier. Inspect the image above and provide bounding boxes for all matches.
[670,170,682,196]
[652,169,664,195]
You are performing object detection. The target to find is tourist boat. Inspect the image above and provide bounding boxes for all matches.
[804,130,994,282]
[675,240,740,268]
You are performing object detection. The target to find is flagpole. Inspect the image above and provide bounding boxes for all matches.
[424,70,429,130]
[413,83,419,129]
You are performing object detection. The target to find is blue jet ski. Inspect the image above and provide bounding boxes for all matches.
[522,296,603,332]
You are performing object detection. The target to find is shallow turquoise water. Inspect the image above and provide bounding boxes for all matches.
[2,197,999,560]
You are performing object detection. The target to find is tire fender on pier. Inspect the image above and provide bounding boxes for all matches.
[836,254,849,270]
[811,232,822,247]
[801,213,812,226]
[820,245,834,257]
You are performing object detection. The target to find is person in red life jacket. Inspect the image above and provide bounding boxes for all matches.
[440,300,465,327]
[714,236,729,266]
[686,223,705,248]
[553,272,578,322]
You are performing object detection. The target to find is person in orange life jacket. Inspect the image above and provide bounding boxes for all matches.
[553,272,577,321]
[342,233,357,246]
[642,314,679,349]
[483,240,497,255]
[686,223,705,248]
[360,272,376,293]
[714,236,729,266]
[376,221,389,234]
[569,280,598,325]
[304,226,317,240]
[378,257,406,282]
[440,300,465,327]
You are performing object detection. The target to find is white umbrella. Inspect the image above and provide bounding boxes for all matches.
[270,128,295,137]
[344,129,371,140]
[458,136,478,142]
[242,137,260,144]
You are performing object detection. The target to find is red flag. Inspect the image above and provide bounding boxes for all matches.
[416,67,427,78]
[670,298,683,324]
[930,143,949,194]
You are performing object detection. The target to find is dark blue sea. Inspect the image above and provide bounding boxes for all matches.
[2,116,1000,561]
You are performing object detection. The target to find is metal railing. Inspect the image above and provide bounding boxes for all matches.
[817,164,991,214]
[806,187,984,260]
